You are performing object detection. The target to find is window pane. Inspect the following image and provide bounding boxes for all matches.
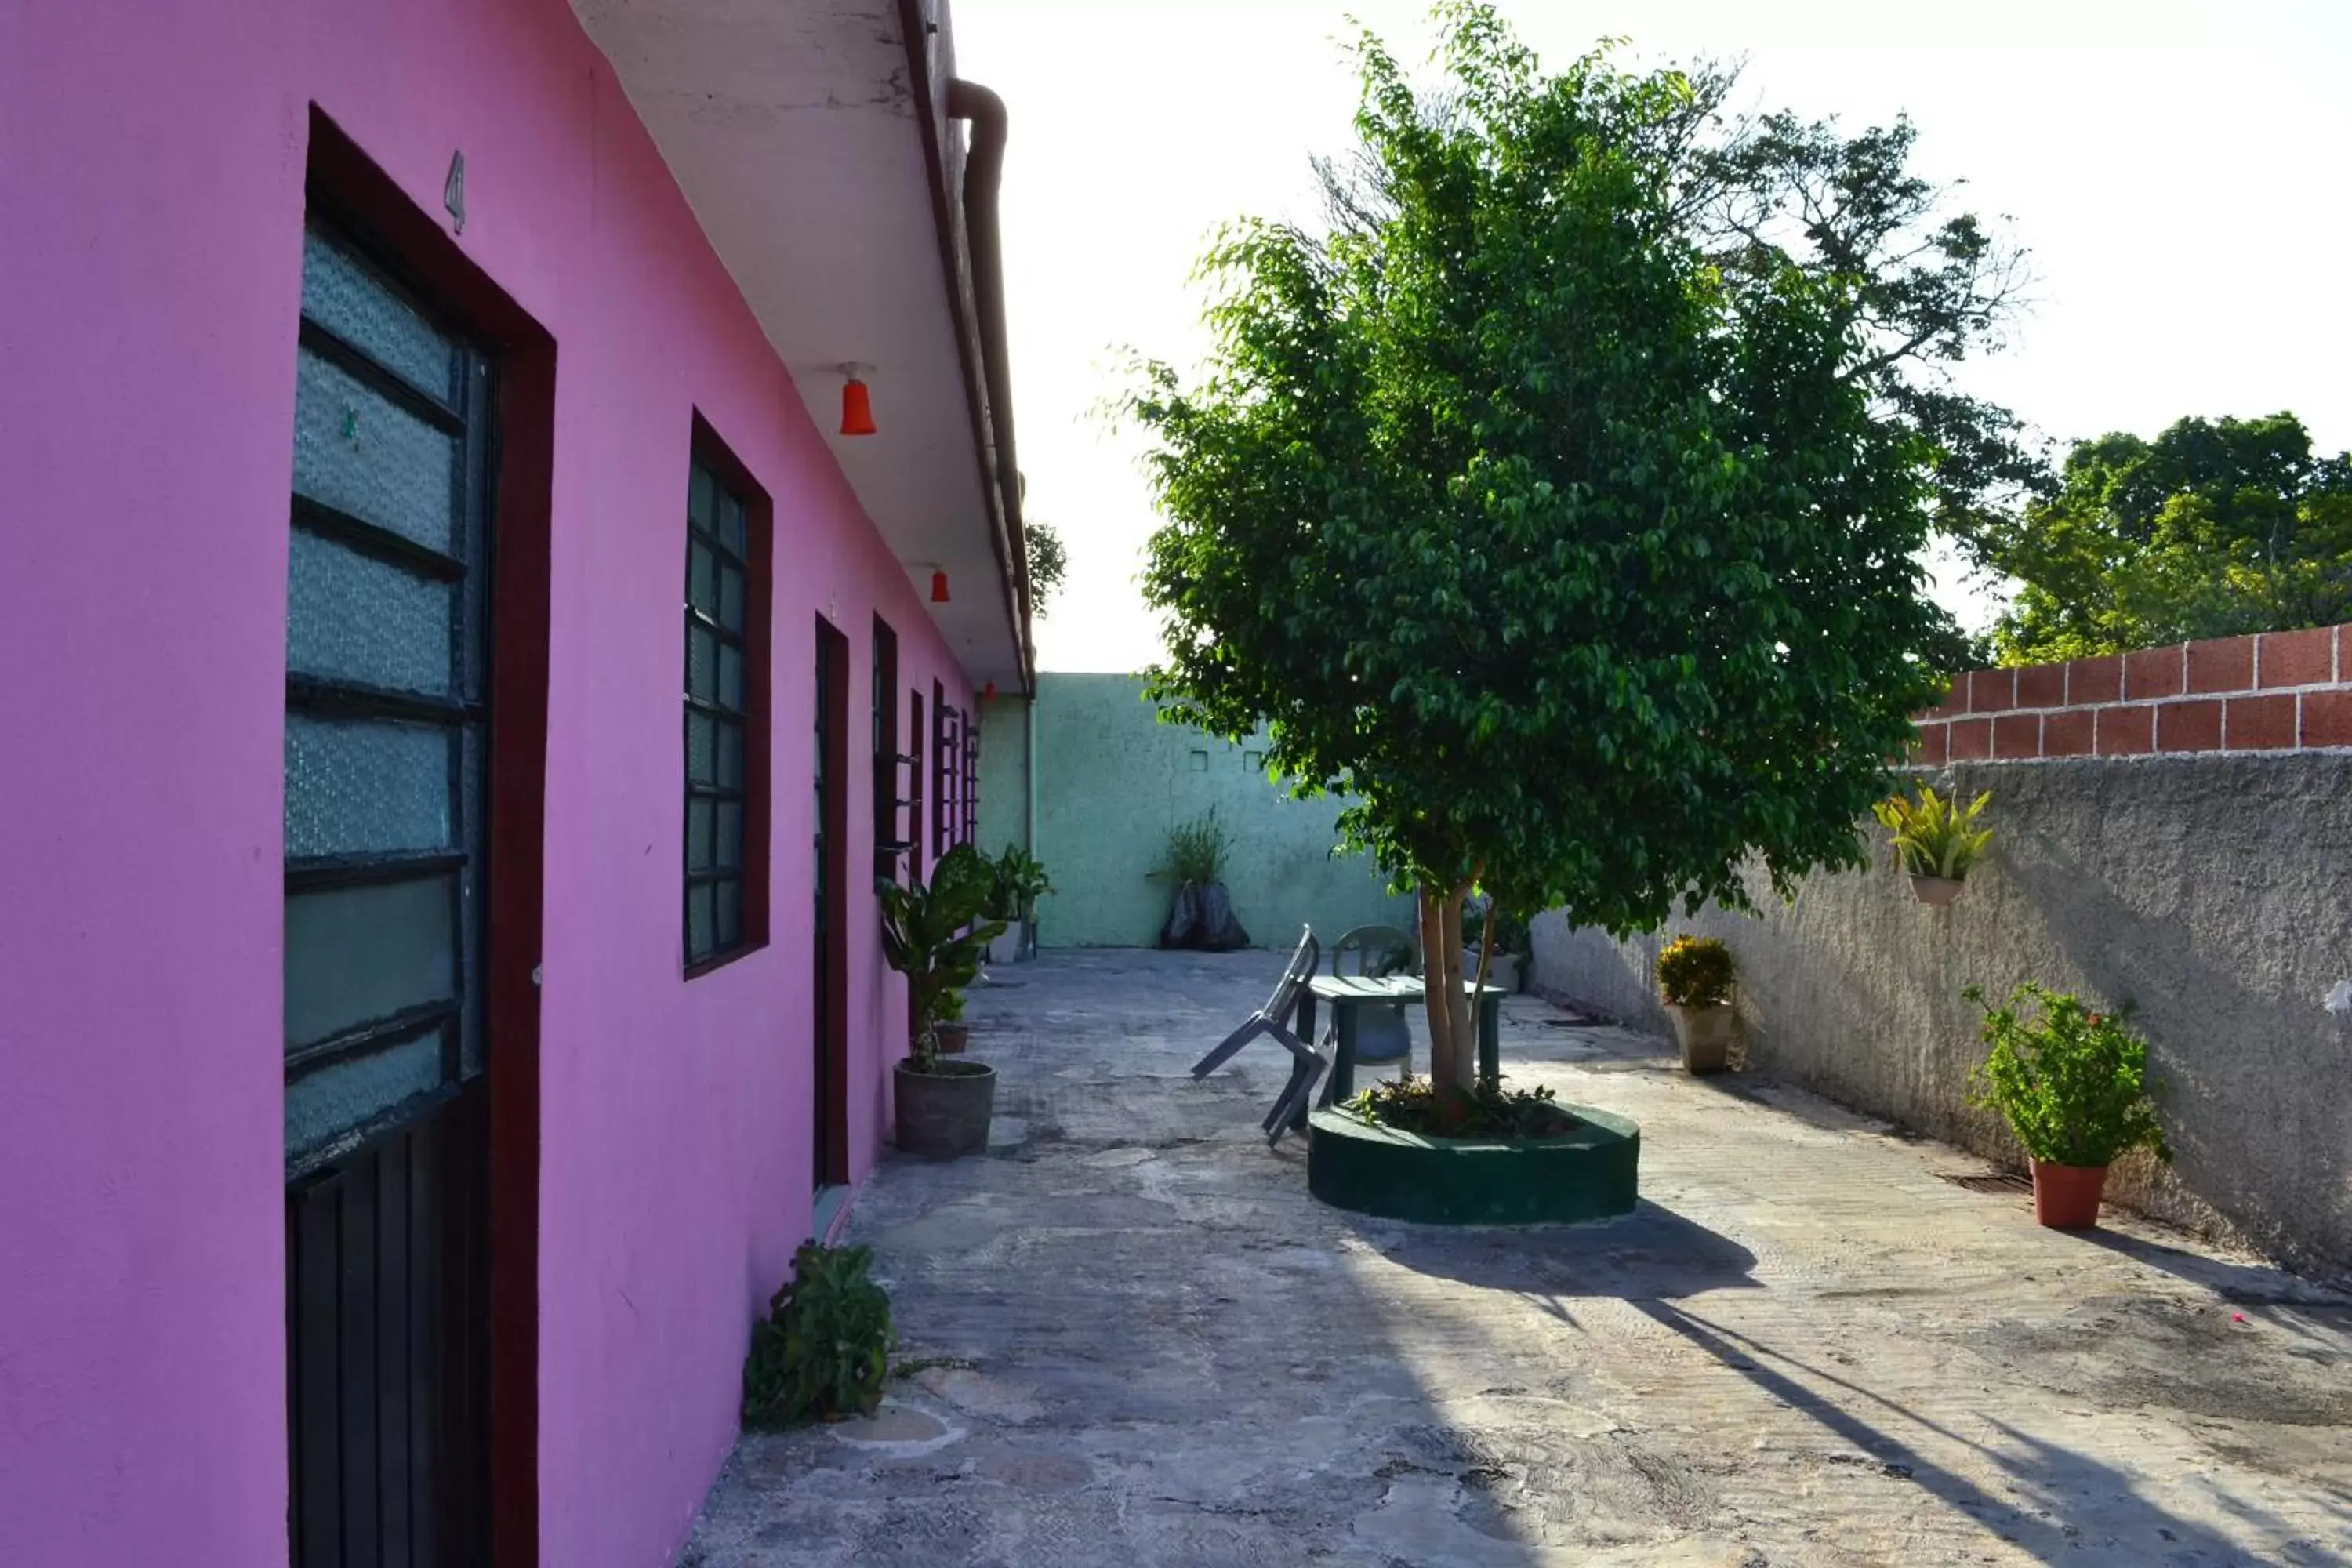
[717,879,742,947]
[689,465,716,532]
[720,492,745,554]
[686,712,715,785]
[284,875,457,1049]
[291,349,458,553]
[719,565,744,633]
[299,229,457,402]
[688,624,716,702]
[719,643,743,710]
[717,720,743,789]
[285,714,452,858]
[285,1028,447,1165]
[689,543,717,615]
[717,800,743,869]
[687,798,715,872]
[287,528,455,695]
[688,884,716,961]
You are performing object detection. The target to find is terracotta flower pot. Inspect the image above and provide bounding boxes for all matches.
[934,1023,971,1055]
[1909,874,1965,907]
[2031,1160,2108,1229]
[1664,1000,1733,1075]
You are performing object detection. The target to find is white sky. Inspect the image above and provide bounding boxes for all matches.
[953,1,2352,672]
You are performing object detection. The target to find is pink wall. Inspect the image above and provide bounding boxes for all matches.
[0,2,976,1564]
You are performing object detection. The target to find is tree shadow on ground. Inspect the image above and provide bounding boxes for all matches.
[1341,1200,1762,1327]
[1644,1301,2348,1566]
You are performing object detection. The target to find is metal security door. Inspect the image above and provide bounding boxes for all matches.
[281,220,494,1568]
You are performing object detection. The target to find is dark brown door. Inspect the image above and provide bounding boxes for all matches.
[814,619,851,1194]
[281,219,494,1567]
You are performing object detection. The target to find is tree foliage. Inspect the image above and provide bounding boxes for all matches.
[1025,520,1069,618]
[1984,413,2352,663]
[1123,6,2016,1083]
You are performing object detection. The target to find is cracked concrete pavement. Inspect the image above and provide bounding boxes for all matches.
[684,949,2352,1566]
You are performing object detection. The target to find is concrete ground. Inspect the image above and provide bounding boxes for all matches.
[684,949,2352,1567]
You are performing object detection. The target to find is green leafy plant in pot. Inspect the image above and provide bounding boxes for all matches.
[1656,935,1736,1075]
[986,844,1054,964]
[1875,785,1993,906]
[1965,982,2168,1229]
[880,842,1006,1157]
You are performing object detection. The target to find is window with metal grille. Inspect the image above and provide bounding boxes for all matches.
[962,710,978,844]
[684,445,765,970]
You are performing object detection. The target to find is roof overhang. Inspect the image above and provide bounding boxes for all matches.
[571,0,1031,691]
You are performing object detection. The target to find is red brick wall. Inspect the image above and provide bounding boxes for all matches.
[1911,623,2352,765]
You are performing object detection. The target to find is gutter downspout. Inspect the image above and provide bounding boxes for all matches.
[946,77,1035,696]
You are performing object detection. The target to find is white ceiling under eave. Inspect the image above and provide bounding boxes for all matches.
[570,0,1027,690]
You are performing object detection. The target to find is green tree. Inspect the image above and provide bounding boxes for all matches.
[1025,519,1068,619]
[1987,413,2352,662]
[1127,6,2009,1086]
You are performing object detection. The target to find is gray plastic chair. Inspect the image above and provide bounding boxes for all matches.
[1327,924,1417,1069]
[1189,925,1327,1144]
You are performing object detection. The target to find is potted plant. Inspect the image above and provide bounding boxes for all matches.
[1155,810,1250,951]
[1461,894,1533,993]
[985,844,1054,964]
[1965,982,2169,1229]
[1656,934,1736,1074]
[1875,784,1993,906]
[880,841,1006,1158]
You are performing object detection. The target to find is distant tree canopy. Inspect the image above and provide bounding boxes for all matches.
[1983,413,2352,664]
[1125,4,2018,1086]
[1025,520,1068,618]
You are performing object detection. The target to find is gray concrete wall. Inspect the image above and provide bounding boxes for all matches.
[1026,673,1414,948]
[1533,754,2352,1276]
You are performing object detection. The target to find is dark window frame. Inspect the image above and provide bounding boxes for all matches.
[682,416,772,976]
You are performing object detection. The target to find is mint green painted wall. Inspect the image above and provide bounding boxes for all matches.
[1025,673,1413,949]
[975,694,1031,859]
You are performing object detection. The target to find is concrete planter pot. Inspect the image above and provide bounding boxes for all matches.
[895,1059,996,1159]
[1909,873,1967,907]
[986,921,1029,964]
[1463,949,1522,993]
[1307,1103,1639,1225]
[933,1023,971,1055]
[1664,1001,1733,1074]
[2030,1159,2107,1229]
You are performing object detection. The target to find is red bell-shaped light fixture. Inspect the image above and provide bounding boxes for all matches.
[930,568,951,603]
[838,364,877,437]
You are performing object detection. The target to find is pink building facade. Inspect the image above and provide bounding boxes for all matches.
[0,2,1030,1564]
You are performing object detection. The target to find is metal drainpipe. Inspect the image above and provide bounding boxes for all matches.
[946,78,1033,697]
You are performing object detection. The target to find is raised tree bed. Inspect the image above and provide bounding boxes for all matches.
[1306,1103,1639,1225]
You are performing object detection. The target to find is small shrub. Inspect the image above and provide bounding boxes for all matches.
[1965,982,2169,1169]
[1875,785,1994,880]
[742,1243,895,1428]
[1344,1078,1574,1139]
[1161,811,1230,887]
[1657,935,1734,1008]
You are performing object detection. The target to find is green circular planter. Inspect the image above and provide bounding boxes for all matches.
[1306,1103,1640,1225]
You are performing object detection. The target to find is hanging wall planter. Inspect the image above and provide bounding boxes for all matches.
[1908,874,1966,908]
[1876,785,1994,905]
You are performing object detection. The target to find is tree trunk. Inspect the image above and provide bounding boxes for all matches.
[1414,882,1474,1091]
[1418,884,1457,1087]
[1438,891,1472,1090]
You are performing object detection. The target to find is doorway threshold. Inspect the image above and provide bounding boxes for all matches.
[813,1183,852,1247]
